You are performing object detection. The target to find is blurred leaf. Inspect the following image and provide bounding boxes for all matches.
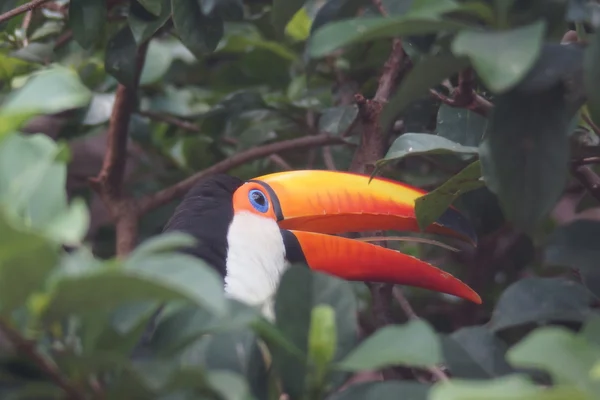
[140,40,176,85]
[309,15,467,58]
[381,54,470,131]
[271,0,306,36]
[430,374,588,400]
[337,320,443,371]
[138,0,163,15]
[68,0,106,49]
[0,133,89,245]
[518,43,584,93]
[415,160,483,231]
[442,326,514,379]
[308,304,337,380]
[128,232,197,263]
[0,213,58,315]
[0,52,34,81]
[585,29,600,127]
[436,104,488,146]
[488,277,594,332]
[128,0,171,45]
[273,265,358,398]
[544,219,600,272]
[207,370,250,400]
[329,381,430,400]
[318,105,358,135]
[377,133,478,168]
[105,26,139,86]
[0,66,92,136]
[41,252,226,323]
[172,0,224,59]
[452,21,546,93]
[310,0,367,35]
[507,326,600,396]
[479,85,570,233]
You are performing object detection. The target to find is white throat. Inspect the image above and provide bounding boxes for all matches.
[224,211,289,319]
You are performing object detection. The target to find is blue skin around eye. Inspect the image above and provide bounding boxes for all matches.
[248,189,269,213]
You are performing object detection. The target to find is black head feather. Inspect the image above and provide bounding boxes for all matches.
[163,174,244,277]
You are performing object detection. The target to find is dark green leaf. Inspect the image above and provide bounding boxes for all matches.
[0,213,58,315]
[68,0,106,49]
[128,0,171,44]
[436,104,488,147]
[138,0,163,15]
[430,374,588,400]
[442,326,514,379]
[415,160,483,231]
[318,105,358,135]
[310,0,368,35]
[337,320,443,371]
[207,371,251,400]
[488,277,594,332]
[128,232,197,264]
[381,54,470,131]
[506,326,600,396]
[584,29,600,126]
[309,16,467,58]
[580,269,600,300]
[544,219,600,272]
[105,26,139,86]
[271,0,306,36]
[452,21,546,93]
[479,85,570,232]
[0,66,92,136]
[172,0,224,58]
[329,381,430,400]
[377,133,479,167]
[272,265,357,398]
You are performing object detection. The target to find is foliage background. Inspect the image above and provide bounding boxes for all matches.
[0,0,599,399]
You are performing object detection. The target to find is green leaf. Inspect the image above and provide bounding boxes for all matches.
[337,319,443,371]
[430,374,588,400]
[68,0,107,49]
[271,0,306,36]
[415,160,483,231]
[436,104,488,147]
[488,277,594,332]
[41,252,227,323]
[308,15,467,58]
[318,105,358,135]
[544,219,600,272]
[105,26,139,86]
[172,0,224,59]
[329,381,430,400]
[128,0,171,44]
[310,0,367,35]
[479,85,570,232]
[0,66,92,136]
[584,29,600,127]
[0,133,90,246]
[507,326,600,396]
[207,370,251,400]
[273,265,358,398]
[0,51,34,81]
[381,54,470,131]
[127,231,197,264]
[441,326,514,379]
[377,133,478,168]
[308,304,337,378]
[138,0,163,15]
[452,21,546,93]
[0,213,58,315]
[286,7,311,41]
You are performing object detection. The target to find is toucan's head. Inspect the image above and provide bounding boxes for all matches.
[164,170,481,317]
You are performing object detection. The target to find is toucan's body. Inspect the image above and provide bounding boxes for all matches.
[164,170,481,317]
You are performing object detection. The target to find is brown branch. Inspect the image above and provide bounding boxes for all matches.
[0,0,51,24]
[137,134,345,214]
[21,10,32,46]
[138,110,202,133]
[429,68,493,117]
[0,321,86,399]
[571,164,600,202]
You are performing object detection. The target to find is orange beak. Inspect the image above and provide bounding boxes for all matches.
[248,170,481,304]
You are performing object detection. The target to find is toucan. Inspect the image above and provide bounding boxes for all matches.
[163,169,481,318]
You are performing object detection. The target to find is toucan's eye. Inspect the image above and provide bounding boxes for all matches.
[248,189,269,213]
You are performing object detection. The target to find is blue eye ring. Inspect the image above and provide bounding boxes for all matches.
[248,189,269,213]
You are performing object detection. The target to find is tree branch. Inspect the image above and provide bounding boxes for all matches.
[0,0,51,24]
[137,134,345,214]
[429,68,494,117]
[0,321,86,399]
[571,163,600,202]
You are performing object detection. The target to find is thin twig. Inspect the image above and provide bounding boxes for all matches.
[322,146,337,170]
[429,69,494,117]
[137,134,345,214]
[392,288,450,382]
[138,110,202,133]
[0,0,51,24]
[0,321,86,399]
[571,164,600,202]
[21,10,32,46]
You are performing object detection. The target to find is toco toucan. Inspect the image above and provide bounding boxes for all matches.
[163,169,481,318]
